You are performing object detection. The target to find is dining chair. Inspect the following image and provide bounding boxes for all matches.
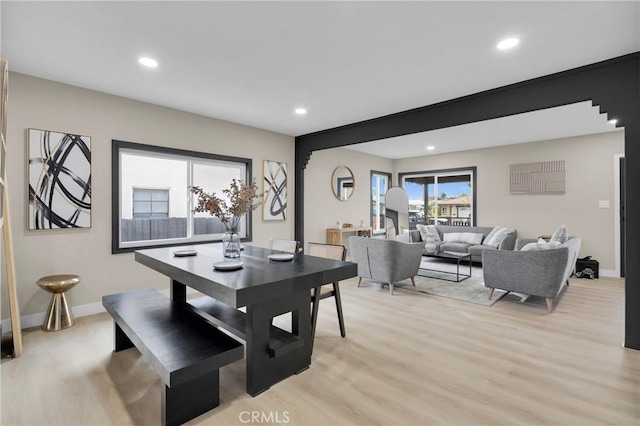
[269,239,302,254]
[306,242,347,349]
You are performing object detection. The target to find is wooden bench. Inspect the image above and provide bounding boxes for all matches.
[102,289,244,426]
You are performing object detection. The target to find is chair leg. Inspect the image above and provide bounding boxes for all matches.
[332,282,346,338]
[310,287,321,353]
[487,288,495,300]
[410,276,416,287]
[357,277,362,287]
[389,283,394,295]
[545,298,554,313]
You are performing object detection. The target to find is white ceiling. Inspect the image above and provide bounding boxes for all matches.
[1,1,638,157]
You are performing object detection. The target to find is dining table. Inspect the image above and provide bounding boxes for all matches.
[134,243,357,397]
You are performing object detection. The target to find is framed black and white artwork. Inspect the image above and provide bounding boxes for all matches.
[262,159,287,221]
[28,128,92,229]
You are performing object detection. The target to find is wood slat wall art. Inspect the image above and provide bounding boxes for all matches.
[509,160,566,194]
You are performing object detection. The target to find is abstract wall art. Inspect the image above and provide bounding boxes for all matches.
[263,159,287,221]
[509,160,565,194]
[28,128,92,229]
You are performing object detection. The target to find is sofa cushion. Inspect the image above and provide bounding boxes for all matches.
[443,232,483,245]
[550,225,569,243]
[483,226,514,248]
[439,242,472,253]
[468,244,498,257]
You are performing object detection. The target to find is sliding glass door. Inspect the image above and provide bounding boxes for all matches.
[400,168,476,229]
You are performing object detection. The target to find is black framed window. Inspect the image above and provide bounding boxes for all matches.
[399,167,477,228]
[112,140,253,253]
[371,170,392,233]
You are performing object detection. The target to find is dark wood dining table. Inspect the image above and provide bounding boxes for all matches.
[135,244,357,396]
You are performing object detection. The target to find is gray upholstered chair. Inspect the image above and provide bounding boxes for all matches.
[348,236,424,295]
[482,236,582,312]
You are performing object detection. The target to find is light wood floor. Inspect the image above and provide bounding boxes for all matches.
[1,276,638,426]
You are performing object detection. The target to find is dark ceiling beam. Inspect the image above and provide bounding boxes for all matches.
[295,52,640,349]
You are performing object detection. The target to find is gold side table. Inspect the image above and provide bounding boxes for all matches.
[37,274,80,332]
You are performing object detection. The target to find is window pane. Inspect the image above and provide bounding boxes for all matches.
[151,190,169,201]
[371,172,390,232]
[114,140,253,253]
[133,201,151,213]
[192,161,246,237]
[151,202,168,213]
[133,190,151,201]
[403,170,474,227]
[121,153,187,242]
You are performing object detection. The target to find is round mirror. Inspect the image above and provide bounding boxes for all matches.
[331,166,355,201]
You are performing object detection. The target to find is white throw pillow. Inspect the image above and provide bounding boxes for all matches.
[521,242,540,251]
[521,238,562,251]
[483,226,513,248]
[416,224,428,242]
[416,224,441,242]
[426,224,441,242]
[550,225,568,243]
[443,232,483,245]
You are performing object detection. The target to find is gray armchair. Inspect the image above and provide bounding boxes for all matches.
[482,236,582,312]
[348,236,424,295]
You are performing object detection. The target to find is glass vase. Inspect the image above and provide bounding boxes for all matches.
[222,229,241,258]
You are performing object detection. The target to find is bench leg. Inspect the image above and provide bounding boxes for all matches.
[162,370,219,426]
[114,323,134,352]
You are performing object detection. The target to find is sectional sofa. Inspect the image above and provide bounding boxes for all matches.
[408,224,517,263]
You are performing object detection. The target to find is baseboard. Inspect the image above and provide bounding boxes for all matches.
[1,287,198,332]
[599,269,618,278]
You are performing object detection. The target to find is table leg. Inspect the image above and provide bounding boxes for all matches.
[171,279,187,303]
[245,291,311,396]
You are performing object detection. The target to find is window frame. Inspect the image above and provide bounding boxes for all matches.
[399,167,477,227]
[370,170,392,234]
[112,140,253,254]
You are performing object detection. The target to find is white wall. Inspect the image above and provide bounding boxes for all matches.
[304,132,623,275]
[4,72,294,319]
[394,131,624,272]
[304,148,393,245]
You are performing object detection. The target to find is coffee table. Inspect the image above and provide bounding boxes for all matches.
[418,251,472,282]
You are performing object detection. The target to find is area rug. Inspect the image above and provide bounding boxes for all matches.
[393,258,507,306]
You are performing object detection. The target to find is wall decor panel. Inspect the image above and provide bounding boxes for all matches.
[28,128,91,229]
[509,160,565,194]
[262,159,287,221]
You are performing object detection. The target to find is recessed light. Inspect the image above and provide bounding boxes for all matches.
[609,119,618,125]
[139,57,158,68]
[497,38,519,50]
[295,108,307,115]
[426,146,435,151]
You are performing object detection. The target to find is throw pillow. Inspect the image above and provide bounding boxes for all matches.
[550,225,568,243]
[521,238,562,251]
[483,226,514,248]
[521,242,540,251]
[426,224,441,242]
[443,232,483,245]
[416,224,428,242]
[416,224,441,242]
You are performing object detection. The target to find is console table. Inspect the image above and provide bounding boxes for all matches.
[326,226,372,245]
